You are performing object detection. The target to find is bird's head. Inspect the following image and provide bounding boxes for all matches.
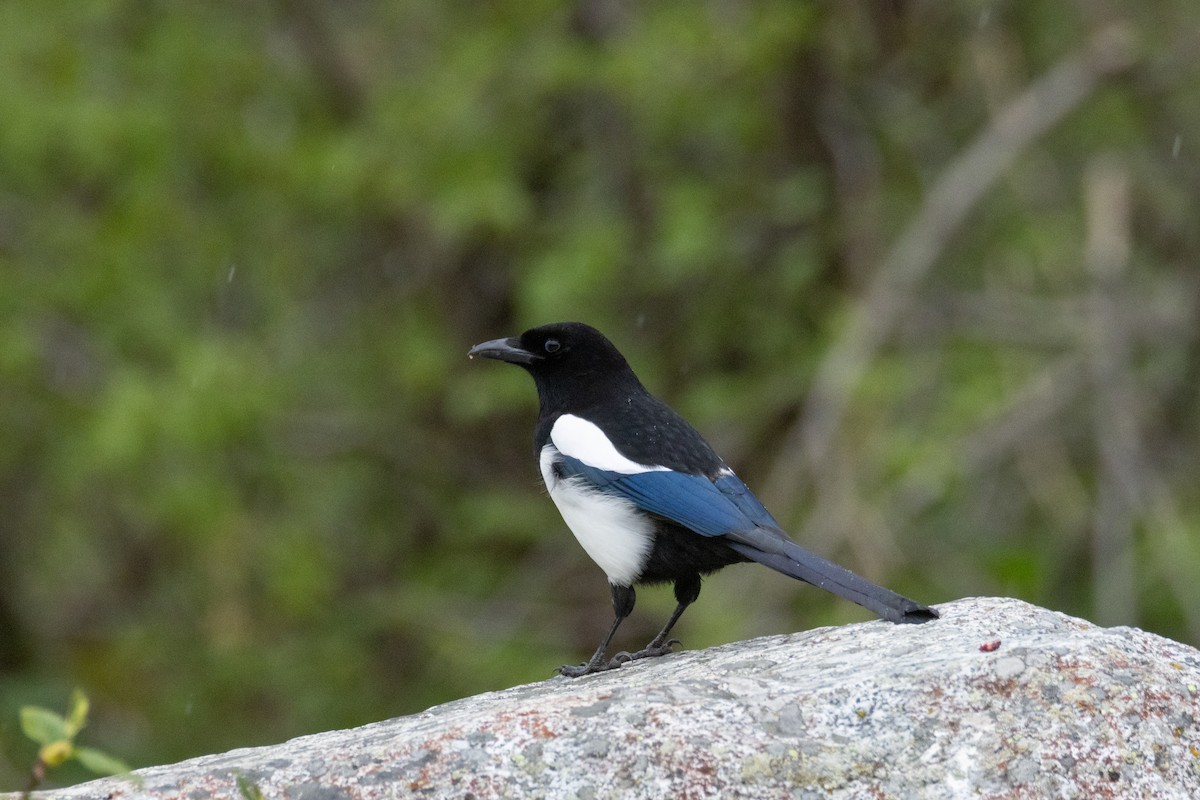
[469,322,638,403]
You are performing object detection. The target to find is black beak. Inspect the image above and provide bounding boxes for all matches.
[468,336,541,365]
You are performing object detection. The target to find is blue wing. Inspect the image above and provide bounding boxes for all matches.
[555,454,781,537]
[551,452,939,624]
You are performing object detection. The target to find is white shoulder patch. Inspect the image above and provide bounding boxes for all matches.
[550,414,669,475]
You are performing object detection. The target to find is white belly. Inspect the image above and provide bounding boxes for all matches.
[539,445,653,587]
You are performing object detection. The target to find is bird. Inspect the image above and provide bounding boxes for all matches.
[469,321,937,677]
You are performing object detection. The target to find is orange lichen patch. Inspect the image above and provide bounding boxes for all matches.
[526,716,558,740]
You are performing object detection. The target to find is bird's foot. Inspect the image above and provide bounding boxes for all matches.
[609,638,681,666]
[558,638,683,676]
[557,658,620,678]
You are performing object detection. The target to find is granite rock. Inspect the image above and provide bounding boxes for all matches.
[28,597,1200,799]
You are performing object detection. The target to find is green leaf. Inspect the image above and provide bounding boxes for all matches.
[19,706,68,745]
[74,746,131,777]
[65,688,90,738]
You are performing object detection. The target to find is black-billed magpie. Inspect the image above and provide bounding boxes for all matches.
[469,321,937,677]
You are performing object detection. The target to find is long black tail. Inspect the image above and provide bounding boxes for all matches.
[727,530,937,624]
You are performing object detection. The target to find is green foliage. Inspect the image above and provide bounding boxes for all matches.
[19,707,70,749]
[1,0,1199,791]
[17,689,131,796]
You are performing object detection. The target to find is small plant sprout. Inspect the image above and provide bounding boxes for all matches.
[18,688,132,796]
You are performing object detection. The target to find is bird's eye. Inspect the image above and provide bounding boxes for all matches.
[544,339,561,353]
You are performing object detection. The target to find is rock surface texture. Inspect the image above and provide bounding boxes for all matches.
[28,597,1200,799]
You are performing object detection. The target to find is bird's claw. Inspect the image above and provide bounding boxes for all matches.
[608,640,681,667]
[558,639,684,676]
[636,644,677,660]
[557,660,619,678]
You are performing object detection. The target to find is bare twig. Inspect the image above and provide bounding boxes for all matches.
[22,756,46,799]
[895,286,1198,349]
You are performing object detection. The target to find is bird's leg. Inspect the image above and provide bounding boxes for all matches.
[558,584,635,677]
[612,574,700,665]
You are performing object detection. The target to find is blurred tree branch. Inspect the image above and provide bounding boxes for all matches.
[1084,157,1200,639]
[1084,156,1138,626]
[763,23,1138,532]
